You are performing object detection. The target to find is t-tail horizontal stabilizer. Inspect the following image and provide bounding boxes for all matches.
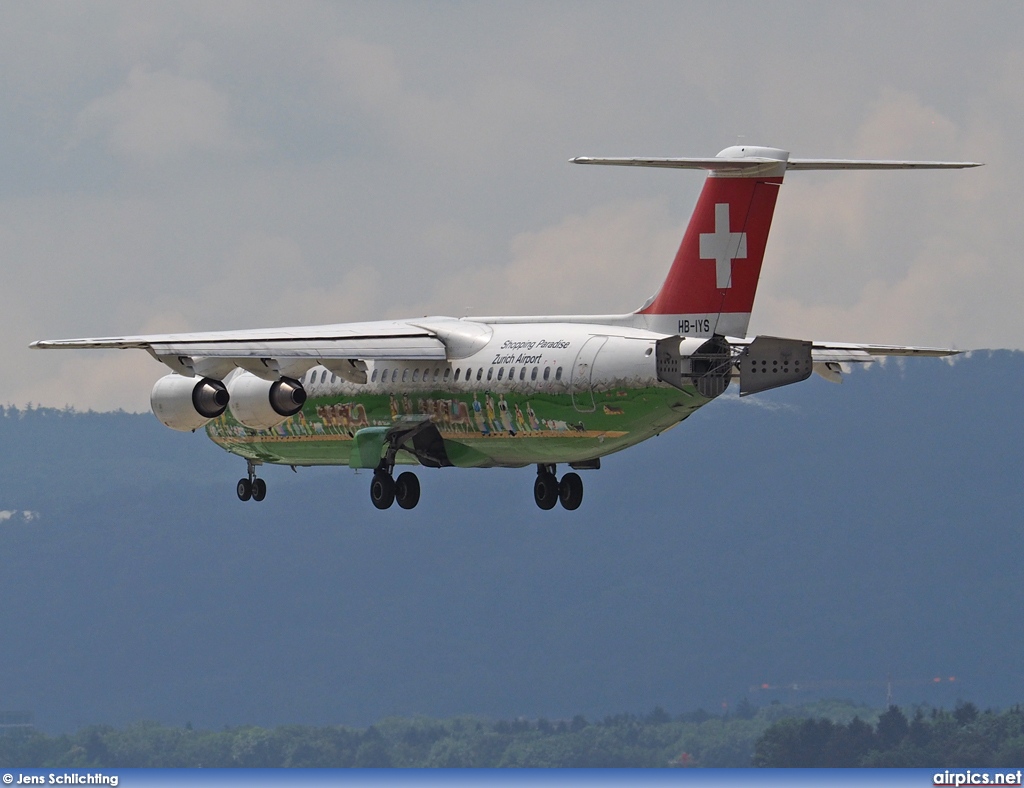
[570,155,982,171]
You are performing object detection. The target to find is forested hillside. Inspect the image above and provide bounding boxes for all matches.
[754,703,1024,767]
[0,701,866,768]
[2,701,1018,768]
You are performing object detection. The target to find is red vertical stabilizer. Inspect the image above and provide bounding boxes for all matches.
[633,147,788,338]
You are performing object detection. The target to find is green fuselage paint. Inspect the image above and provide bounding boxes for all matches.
[206,381,709,469]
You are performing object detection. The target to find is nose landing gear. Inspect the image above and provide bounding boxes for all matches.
[534,464,584,510]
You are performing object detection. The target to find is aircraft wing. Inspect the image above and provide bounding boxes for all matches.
[727,336,959,390]
[727,337,959,363]
[30,320,454,381]
[30,321,446,357]
[806,341,959,363]
[807,341,959,385]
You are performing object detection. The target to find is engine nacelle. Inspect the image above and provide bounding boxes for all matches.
[151,374,230,432]
[227,373,307,430]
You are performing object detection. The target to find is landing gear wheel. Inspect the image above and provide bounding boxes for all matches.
[534,472,559,510]
[395,472,421,510]
[236,478,252,502]
[251,478,267,502]
[558,472,584,510]
[370,472,396,510]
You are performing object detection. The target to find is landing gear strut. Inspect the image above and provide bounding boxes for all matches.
[369,441,421,510]
[237,460,267,502]
[534,464,584,510]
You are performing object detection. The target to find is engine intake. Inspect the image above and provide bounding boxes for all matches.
[227,373,307,430]
[151,374,229,432]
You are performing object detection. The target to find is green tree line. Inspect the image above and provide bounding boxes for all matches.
[754,702,1024,766]
[0,701,846,768]
[0,701,1016,768]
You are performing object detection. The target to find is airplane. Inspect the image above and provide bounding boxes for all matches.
[31,145,980,511]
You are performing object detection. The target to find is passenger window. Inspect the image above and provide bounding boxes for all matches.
[455,368,461,382]
[371,369,378,383]
[531,367,538,381]
[476,368,482,382]
[443,368,451,382]
[543,367,550,381]
[392,369,398,383]
[413,369,420,382]
[382,368,389,382]
[321,370,327,384]
[519,367,526,381]
[402,369,409,383]
[331,374,337,383]
[487,368,493,381]
[555,367,563,381]
[433,368,440,383]
[497,368,504,381]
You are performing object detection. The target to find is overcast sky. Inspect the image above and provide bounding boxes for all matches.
[3,1,1021,411]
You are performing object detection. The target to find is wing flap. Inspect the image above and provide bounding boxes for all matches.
[145,337,446,360]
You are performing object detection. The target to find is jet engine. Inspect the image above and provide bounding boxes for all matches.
[227,372,307,430]
[151,374,230,432]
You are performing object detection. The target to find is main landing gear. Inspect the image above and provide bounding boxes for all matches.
[370,463,421,510]
[534,464,583,511]
[237,460,267,502]
[368,423,429,510]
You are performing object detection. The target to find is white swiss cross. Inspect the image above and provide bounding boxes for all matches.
[699,203,747,288]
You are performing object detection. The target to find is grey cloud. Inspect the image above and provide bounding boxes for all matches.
[73,67,261,163]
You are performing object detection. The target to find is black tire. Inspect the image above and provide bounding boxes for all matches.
[395,472,421,510]
[558,472,584,510]
[370,472,396,510]
[534,472,559,510]
[236,478,252,502]
[252,478,267,502]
